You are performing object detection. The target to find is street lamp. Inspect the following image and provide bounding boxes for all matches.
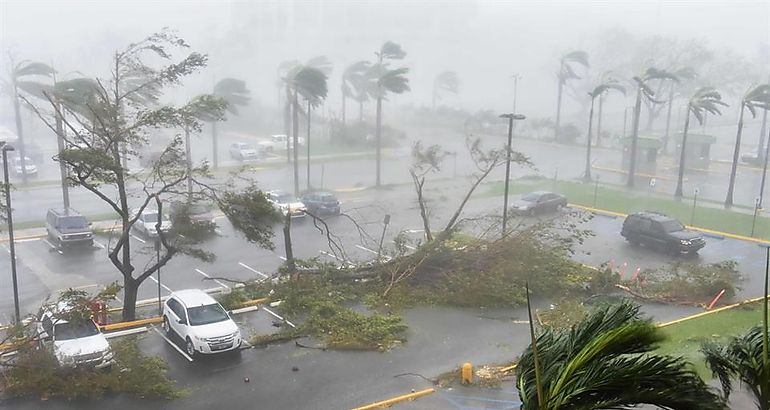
[2,143,20,323]
[500,113,526,236]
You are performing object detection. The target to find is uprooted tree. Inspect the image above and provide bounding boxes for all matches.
[23,30,227,320]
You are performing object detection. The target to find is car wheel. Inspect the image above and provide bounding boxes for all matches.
[162,316,171,335]
[185,338,197,358]
[57,238,63,249]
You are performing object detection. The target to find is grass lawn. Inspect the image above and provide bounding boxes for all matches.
[485,179,770,240]
[656,300,765,377]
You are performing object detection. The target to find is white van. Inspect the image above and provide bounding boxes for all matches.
[161,289,242,358]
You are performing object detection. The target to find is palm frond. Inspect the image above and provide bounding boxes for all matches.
[562,50,589,67]
[435,70,459,94]
[378,67,410,94]
[293,66,328,106]
[380,41,406,60]
[305,55,333,76]
[213,78,250,115]
[13,61,55,79]
[643,67,680,83]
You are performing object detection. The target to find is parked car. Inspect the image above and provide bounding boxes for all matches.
[169,201,215,224]
[131,208,172,237]
[161,289,242,358]
[229,142,261,161]
[266,190,306,218]
[9,155,38,176]
[36,305,114,369]
[23,143,45,164]
[301,191,341,215]
[46,208,94,248]
[621,211,706,254]
[257,134,304,152]
[511,191,567,216]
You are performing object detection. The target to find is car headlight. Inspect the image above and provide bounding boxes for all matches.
[680,239,691,245]
[194,335,207,342]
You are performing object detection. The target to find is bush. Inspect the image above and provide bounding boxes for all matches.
[642,261,740,303]
[303,301,406,350]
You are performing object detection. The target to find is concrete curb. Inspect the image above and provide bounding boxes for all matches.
[350,388,435,410]
[657,296,765,328]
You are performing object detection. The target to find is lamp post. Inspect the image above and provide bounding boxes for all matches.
[2,143,20,323]
[500,113,526,236]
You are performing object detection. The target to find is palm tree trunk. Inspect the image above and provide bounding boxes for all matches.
[760,107,768,162]
[12,86,28,185]
[292,91,300,196]
[583,98,595,181]
[627,88,643,187]
[284,84,292,164]
[663,84,675,155]
[185,127,193,201]
[674,108,691,198]
[596,94,604,147]
[341,87,346,127]
[725,106,746,207]
[359,100,364,124]
[54,102,70,208]
[376,96,382,187]
[212,121,219,169]
[555,76,564,142]
[306,100,311,191]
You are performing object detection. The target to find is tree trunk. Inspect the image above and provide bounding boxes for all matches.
[292,91,300,196]
[185,127,193,201]
[212,121,219,169]
[663,84,675,155]
[54,101,70,208]
[674,108,691,198]
[283,211,295,272]
[341,87,346,127]
[121,277,138,321]
[583,98,595,181]
[627,88,643,188]
[725,106,746,207]
[596,95,604,147]
[285,84,292,163]
[359,100,364,124]
[306,100,311,191]
[760,107,768,162]
[12,85,28,185]
[555,75,564,142]
[376,96,382,187]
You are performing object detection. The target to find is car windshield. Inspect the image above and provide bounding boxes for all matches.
[661,219,685,232]
[58,216,89,229]
[521,193,540,202]
[142,212,159,223]
[187,204,209,214]
[239,144,255,150]
[187,303,230,326]
[277,194,298,203]
[319,194,337,203]
[54,320,100,341]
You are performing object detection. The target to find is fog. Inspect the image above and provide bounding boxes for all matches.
[2,0,768,121]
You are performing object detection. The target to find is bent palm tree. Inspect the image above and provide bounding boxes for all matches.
[432,70,459,110]
[554,51,588,141]
[371,65,410,187]
[627,68,679,187]
[663,67,697,153]
[584,81,625,181]
[286,66,328,195]
[341,61,370,127]
[211,78,250,169]
[518,301,726,409]
[674,87,726,198]
[278,60,301,163]
[3,61,55,184]
[725,84,770,207]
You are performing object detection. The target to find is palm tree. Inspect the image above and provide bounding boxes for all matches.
[518,300,726,409]
[285,66,328,195]
[663,67,697,154]
[725,84,770,207]
[674,87,726,198]
[627,68,679,187]
[554,51,589,142]
[432,70,459,110]
[701,248,770,409]
[371,41,410,187]
[341,61,370,127]
[583,81,625,181]
[211,78,250,169]
[3,61,55,184]
[278,60,300,163]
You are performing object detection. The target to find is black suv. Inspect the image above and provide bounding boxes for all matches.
[621,212,705,254]
[45,208,93,249]
[301,191,340,216]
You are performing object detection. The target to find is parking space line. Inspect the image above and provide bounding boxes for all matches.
[278,255,287,261]
[241,339,252,349]
[195,269,230,290]
[319,249,344,261]
[93,240,106,249]
[238,261,268,279]
[262,307,296,328]
[354,245,391,262]
[15,238,40,243]
[131,234,146,243]
[148,275,173,292]
[405,229,424,234]
[41,238,63,254]
[152,327,193,362]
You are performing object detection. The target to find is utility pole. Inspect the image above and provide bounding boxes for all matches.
[500,113,526,236]
[2,144,20,323]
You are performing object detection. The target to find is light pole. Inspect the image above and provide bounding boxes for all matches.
[500,113,526,236]
[510,74,521,114]
[758,124,770,208]
[2,143,20,323]
[377,214,390,262]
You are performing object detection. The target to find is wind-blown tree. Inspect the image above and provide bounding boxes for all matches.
[25,31,227,321]
[725,84,770,207]
[278,59,301,163]
[341,61,370,127]
[627,68,679,187]
[2,60,55,184]
[210,78,250,169]
[702,249,770,410]
[554,51,589,141]
[370,41,410,187]
[662,67,698,153]
[517,301,726,409]
[583,81,625,181]
[432,70,459,110]
[674,87,726,198]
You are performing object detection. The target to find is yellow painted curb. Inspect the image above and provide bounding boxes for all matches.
[0,233,47,243]
[351,388,435,410]
[591,165,673,181]
[499,363,518,373]
[569,203,626,218]
[657,296,765,328]
[241,297,269,307]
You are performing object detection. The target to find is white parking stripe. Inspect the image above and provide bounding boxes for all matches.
[93,241,106,249]
[319,250,344,261]
[405,229,424,234]
[238,262,268,279]
[195,269,230,290]
[131,234,146,243]
[148,275,173,292]
[262,307,296,328]
[278,255,287,261]
[42,238,63,254]
[355,244,378,255]
[15,238,40,243]
[153,327,193,362]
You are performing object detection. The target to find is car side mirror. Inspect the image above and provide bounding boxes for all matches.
[177,318,186,325]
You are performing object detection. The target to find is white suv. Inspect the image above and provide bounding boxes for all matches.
[161,289,242,358]
[37,307,114,369]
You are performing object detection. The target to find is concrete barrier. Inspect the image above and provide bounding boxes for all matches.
[350,388,435,410]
